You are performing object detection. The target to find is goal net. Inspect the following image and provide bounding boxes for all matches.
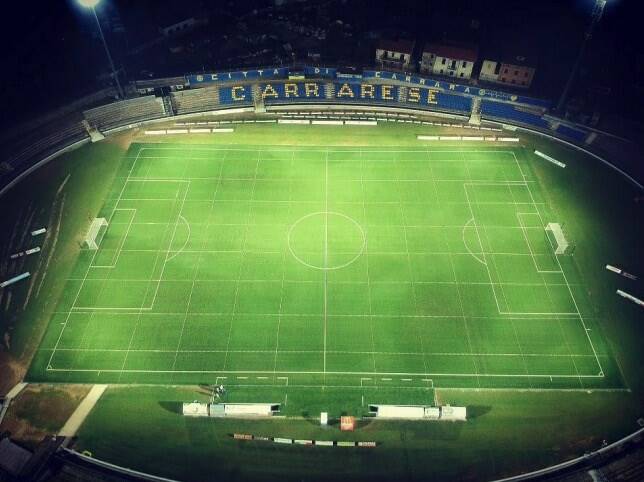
[84,218,108,250]
[545,222,572,255]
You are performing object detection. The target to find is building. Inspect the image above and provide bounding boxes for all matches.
[420,42,478,79]
[375,39,415,71]
[479,52,537,89]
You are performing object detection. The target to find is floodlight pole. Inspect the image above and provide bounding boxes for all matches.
[556,0,607,113]
[91,5,124,99]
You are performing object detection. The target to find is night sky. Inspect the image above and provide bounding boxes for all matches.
[0,0,641,125]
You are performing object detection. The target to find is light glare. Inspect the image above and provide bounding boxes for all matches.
[78,0,100,8]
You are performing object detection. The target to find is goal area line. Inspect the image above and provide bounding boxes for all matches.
[43,367,606,379]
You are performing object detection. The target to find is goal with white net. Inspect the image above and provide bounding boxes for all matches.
[545,222,572,255]
[84,218,108,250]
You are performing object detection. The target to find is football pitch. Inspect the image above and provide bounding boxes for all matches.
[29,143,623,391]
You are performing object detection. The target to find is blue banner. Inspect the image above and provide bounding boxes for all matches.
[188,67,289,85]
[363,70,550,108]
[259,82,325,101]
[218,81,473,113]
[303,66,337,79]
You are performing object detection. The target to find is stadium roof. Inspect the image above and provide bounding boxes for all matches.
[377,39,415,54]
[423,42,479,62]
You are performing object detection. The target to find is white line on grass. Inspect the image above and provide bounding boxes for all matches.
[359,149,378,375]
[46,146,147,371]
[463,183,503,313]
[171,149,227,372]
[516,212,561,274]
[165,215,191,262]
[500,166,536,383]
[44,367,607,378]
[120,180,191,379]
[454,150,482,387]
[511,151,604,380]
[55,308,586,319]
[396,150,428,377]
[222,149,262,372]
[91,209,137,268]
[323,149,329,377]
[50,146,607,387]
[272,150,295,377]
[462,218,486,265]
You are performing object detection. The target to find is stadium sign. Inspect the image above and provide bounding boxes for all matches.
[221,82,444,106]
[187,67,289,85]
[303,66,337,78]
[363,70,551,108]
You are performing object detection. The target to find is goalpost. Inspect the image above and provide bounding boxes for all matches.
[84,218,108,250]
[545,222,573,255]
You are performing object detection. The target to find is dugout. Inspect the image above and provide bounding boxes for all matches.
[182,402,209,417]
[440,405,467,421]
[209,403,280,418]
[369,405,465,421]
[369,405,439,420]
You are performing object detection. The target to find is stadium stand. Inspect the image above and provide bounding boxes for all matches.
[481,99,550,129]
[434,92,472,113]
[171,86,220,115]
[259,82,325,103]
[135,76,187,93]
[218,86,253,105]
[0,112,87,186]
[83,95,167,131]
[1,66,642,197]
[556,124,589,143]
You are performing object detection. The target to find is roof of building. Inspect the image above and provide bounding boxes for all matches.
[377,39,415,54]
[499,51,537,67]
[481,38,539,67]
[424,42,478,62]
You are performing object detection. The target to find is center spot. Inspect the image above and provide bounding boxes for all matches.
[287,212,366,270]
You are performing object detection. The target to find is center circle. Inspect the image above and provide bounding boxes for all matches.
[287,212,366,270]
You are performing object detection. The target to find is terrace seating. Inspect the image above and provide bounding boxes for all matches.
[259,83,323,103]
[481,100,549,129]
[556,124,588,143]
[434,92,472,113]
[171,86,220,114]
[601,446,644,481]
[218,86,253,105]
[0,112,87,184]
[83,95,167,131]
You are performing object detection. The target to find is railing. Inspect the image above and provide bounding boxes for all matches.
[41,426,643,481]
[492,427,644,481]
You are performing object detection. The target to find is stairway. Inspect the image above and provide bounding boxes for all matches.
[162,95,175,116]
[324,83,335,99]
[252,84,266,113]
[398,86,408,103]
[468,97,482,125]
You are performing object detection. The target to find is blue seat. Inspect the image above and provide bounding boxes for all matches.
[556,124,588,143]
[481,101,549,129]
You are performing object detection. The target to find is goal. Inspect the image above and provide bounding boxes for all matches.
[84,218,108,250]
[545,222,573,255]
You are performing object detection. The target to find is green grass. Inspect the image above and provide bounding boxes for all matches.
[74,385,642,482]
[0,141,126,377]
[27,143,623,392]
[3,122,640,482]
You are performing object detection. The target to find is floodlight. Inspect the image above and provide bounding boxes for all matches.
[78,0,101,7]
[76,0,123,98]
